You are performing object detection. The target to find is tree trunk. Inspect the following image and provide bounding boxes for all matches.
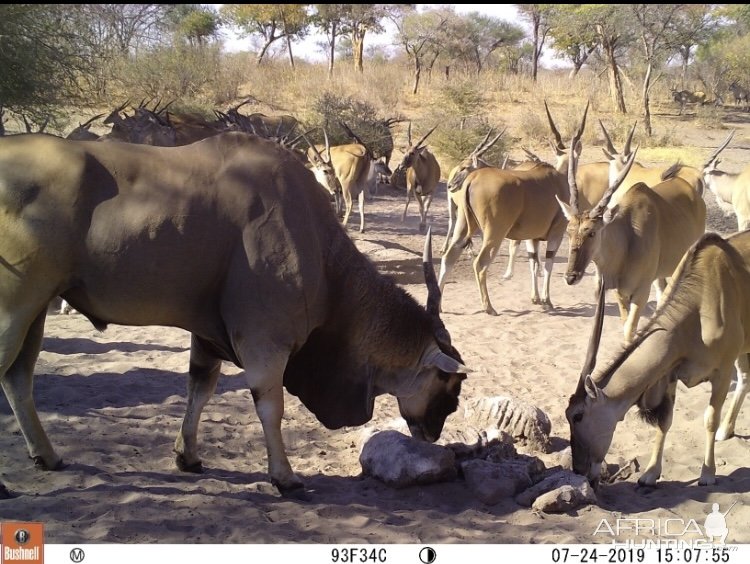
[352,30,365,73]
[568,45,596,79]
[642,61,653,136]
[531,16,540,81]
[426,51,439,80]
[569,63,587,80]
[603,39,627,114]
[256,39,273,65]
[328,22,337,80]
[412,58,422,95]
[680,46,690,89]
[286,33,295,69]
[278,8,294,69]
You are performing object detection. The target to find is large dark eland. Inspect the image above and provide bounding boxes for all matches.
[0,131,469,498]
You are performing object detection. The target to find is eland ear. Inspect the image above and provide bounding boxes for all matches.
[556,195,575,220]
[602,148,614,161]
[603,203,619,224]
[584,375,604,401]
[422,344,473,374]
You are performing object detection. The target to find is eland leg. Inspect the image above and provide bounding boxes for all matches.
[414,190,426,233]
[526,240,542,304]
[623,288,649,342]
[438,212,473,297]
[59,299,73,315]
[341,187,354,229]
[0,310,62,471]
[540,240,561,308]
[402,188,412,222]
[503,239,520,280]
[242,352,304,496]
[717,354,749,441]
[700,370,732,485]
[442,192,457,254]
[357,188,366,233]
[174,335,222,473]
[639,379,677,486]
[616,291,629,323]
[419,193,433,234]
[652,278,668,307]
[473,235,504,316]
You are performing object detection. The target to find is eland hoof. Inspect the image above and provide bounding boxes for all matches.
[0,483,14,499]
[273,479,309,501]
[699,466,717,486]
[637,472,660,487]
[715,427,734,441]
[175,454,203,473]
[32,455,64,471]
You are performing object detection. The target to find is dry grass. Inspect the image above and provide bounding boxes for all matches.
[24,53,744,177]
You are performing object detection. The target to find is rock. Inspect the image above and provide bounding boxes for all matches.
[359,430,457,488]
[515,469,596,509]
[604,458,640,483]
[557,447,573,470]
[443,429,516,462]
[463,396,552,453]
[462,458,535,505]
[532,483,597,513]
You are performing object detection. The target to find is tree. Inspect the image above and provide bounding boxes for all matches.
[668,5,720,88]
[446,12,525,75]
[220,4,308,66]
[547,5,598,79]
[169,5,220,47]
[576,5,633,114]
[631,4,683,136]
[393,7,451,94]
[83,4,178,55]
[312,4,346,78]
[339,4,390,73]
[516,4,555,81]
[0,4,93,130]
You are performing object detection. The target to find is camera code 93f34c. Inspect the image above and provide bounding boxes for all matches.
[331,547,387,563]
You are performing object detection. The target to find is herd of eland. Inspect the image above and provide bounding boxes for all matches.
[1,95,749,504]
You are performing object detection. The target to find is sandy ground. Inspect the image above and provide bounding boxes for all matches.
[1,126,750,545]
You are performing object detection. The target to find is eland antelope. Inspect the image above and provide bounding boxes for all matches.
[438,104,591,314]
[443,128,505,254]
[729,81,749,111]
[567,231,750,487]
[670,88,707,115]
[599,121,704,203]
[65,113,105,141]
[558,137,707,343]
[702,130,750,231]
[0,131,469,497]
[307,128,373,233]
[390,123,441,233]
